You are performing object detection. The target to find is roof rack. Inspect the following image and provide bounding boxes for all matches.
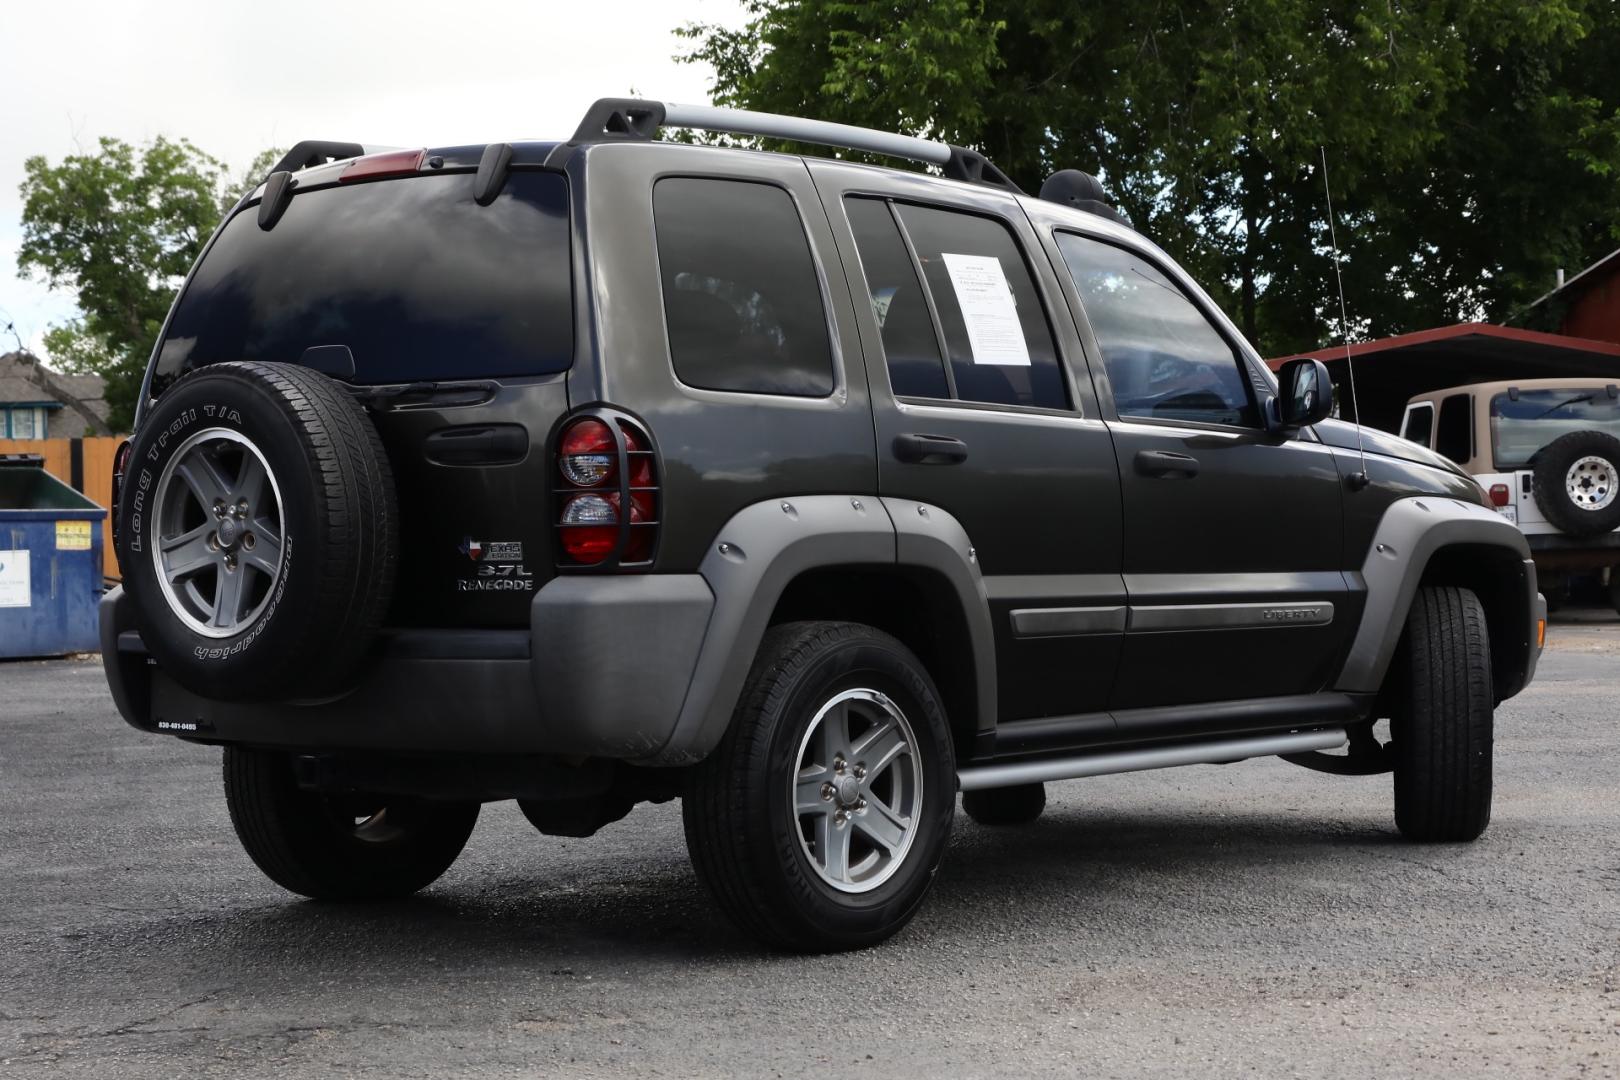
[270,141,367,175]
[569,97,1020,192]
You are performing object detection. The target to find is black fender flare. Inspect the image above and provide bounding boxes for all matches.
[649,495,997,765]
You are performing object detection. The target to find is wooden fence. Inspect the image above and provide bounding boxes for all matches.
[0,437,123,580]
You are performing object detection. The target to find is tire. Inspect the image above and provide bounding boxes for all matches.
[1531,430,1620,536]
[962,783,1046,826]
[223,747,478,900]
[683,621,956,952]
[1390,586,1493,842]
[118,361,397,701]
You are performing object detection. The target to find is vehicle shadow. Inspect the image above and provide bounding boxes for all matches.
[94,802,1417,980]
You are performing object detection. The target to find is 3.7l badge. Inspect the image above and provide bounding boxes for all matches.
[455,562,535,592]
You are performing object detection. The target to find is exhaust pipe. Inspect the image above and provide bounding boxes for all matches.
[957,728,1348,791]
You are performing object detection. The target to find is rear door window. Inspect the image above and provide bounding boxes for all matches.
[842,197,951,399]
[653,178,835,397]
[153,171,572,392]
[890,203,1069,410]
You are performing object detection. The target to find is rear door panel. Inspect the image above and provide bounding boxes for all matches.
[809,160,1126,722]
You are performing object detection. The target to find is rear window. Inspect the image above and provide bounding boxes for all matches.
[1492,388,1620,467]
[152,171,572,393]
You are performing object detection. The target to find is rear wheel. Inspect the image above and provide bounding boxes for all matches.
[1390,586,1494,842]
[223,747,478,899]
[962,783,1046,826]
[683,621,955,951]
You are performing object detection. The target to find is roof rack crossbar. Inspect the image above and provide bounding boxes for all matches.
[571,98,1019,192]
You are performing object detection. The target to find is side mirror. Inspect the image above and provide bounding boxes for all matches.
[1274,357,1334,431]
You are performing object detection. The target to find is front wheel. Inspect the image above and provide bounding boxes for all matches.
[683,621,956,951]
[223,747,479,899]
[1390,586,1494,842]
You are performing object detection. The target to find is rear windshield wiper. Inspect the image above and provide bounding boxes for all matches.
[1533,393,1592,419]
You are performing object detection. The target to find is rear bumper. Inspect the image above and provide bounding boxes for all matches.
[100,575,715,760]
[1525,530,1620,572]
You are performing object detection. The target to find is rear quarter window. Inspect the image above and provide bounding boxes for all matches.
[152,170,572,393]
[653,177,835,397]
[1436,393,1473,464]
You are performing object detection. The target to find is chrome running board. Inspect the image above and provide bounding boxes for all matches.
[956,728,1348,792]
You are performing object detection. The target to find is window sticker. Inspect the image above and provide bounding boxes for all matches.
[0,550,30,608]
[941,253,1030,367]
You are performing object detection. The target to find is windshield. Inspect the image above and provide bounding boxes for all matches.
[1491,389,1620,468]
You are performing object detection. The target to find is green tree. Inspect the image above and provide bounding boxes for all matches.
[16,138,280,431]
[680,1,1620,356]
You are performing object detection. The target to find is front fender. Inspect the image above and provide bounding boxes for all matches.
[1336,496,1536,696]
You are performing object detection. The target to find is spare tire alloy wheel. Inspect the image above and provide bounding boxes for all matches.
[119,361,398,702]
[152,428,284,637]
[1565,455,1615,513]
[1531,430,1620,536]
[794,688,922,893]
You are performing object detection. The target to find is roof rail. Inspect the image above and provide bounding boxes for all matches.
[569,97,1020,193]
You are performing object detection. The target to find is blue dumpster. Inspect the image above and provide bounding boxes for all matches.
[0,455,108,657]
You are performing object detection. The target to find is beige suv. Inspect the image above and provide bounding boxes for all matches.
[1401,378,1620,611]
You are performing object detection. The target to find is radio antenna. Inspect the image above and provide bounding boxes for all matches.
[1319,146,1369,491]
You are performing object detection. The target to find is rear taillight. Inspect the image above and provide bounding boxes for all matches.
[559,418,616,486]
[110,439,133,573]
[1488,483,1511,507]
[555,412,660,569]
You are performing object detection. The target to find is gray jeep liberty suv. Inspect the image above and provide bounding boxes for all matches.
[100,98,1546,951]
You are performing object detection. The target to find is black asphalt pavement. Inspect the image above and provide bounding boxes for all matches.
[1,616,1617,1078]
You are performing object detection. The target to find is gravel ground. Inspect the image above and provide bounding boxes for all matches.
[1,614,1617,1078]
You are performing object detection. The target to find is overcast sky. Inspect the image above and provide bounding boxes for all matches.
[0,0,747,357]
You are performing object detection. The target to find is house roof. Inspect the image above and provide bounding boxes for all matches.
[1523,245,1620,313]
[0,352,108,419]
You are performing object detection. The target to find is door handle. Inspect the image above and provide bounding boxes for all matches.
[1135,449,1199,477]
[893,433,969,465]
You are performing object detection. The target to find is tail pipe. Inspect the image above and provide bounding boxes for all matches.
[957,728,1349,791]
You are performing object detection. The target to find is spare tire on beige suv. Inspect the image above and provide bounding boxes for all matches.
[1531,430,1620,536]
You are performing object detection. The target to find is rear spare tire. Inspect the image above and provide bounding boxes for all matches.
[118,361,397,701]
[1531,430,1620,536]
